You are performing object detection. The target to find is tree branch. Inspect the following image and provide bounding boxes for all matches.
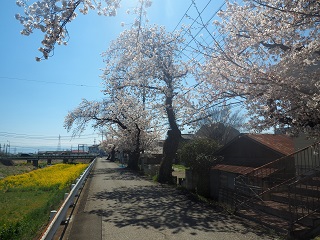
[260,41,291,51]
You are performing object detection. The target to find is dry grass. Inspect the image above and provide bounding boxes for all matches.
[0,163,34,179]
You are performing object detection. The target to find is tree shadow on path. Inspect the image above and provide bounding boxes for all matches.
[89,167,275,238]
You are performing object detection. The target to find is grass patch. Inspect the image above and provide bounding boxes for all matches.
[0,191,57,224]
[152,174,159,182]
[0,163,88,240]
[172,164,188,171]
[0,189,65,240]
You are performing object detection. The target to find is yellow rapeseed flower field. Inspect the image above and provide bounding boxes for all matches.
[0,163,88,192]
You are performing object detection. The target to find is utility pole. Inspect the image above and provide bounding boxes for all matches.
[57,135,61,152]
[6,141,10,155]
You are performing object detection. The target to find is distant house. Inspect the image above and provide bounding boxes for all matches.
[180,134,195,143]
[144,141,163,165]
[88,145,100,155]
[210,133,295,201]
[144,135,195,165]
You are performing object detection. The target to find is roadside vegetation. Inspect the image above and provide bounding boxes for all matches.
[177,138,220,197]
[172,164,188,171]
[0,163,34,179]
[0,163,88,240]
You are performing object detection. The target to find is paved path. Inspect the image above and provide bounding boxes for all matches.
[64,158,278,240]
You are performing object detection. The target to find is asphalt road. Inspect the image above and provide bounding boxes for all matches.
[64,157,278,240]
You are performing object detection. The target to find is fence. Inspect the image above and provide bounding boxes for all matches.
[234,141,320,230]
[40,158,96,240]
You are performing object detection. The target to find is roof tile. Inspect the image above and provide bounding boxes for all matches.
[245,134,294,156]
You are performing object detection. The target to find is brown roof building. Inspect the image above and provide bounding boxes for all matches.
[213,133,294,173]
[210,133,295,200]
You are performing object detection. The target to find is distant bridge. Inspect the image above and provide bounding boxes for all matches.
[0,154,97,166]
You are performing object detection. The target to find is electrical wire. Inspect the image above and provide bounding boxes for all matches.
[172,1,193,32]
[0,76,100,88]
[178,1,226,56]
[0,131,99,140]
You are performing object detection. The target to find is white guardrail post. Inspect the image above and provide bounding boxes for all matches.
[40,158,97,240]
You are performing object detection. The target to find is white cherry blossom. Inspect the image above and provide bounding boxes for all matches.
[15,0,152,60]
[64,92,160,170]
[197,0,320,136]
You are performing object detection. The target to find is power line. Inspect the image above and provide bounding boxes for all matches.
[178,0,226,56]
[0,131,98,140]
[169,0,227,99]
[0,76,100,88]
[172,1,193,32]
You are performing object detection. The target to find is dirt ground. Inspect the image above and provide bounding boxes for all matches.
[0,163,34,179]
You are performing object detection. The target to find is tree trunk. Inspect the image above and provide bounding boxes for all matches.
[110,147,116,162]
[127,150,140,170]
[127,124,141,171]
[158,82,181,184]
[158,128,181,184]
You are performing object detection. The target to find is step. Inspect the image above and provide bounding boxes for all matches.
[296,173,320,186]
[292,184,320,198]
[306,214,320,239]
[253,201,293,221]
[236,207,290,236]
[290,211,320,239]
[302,176,320,187]
[271,192,320,209]
[296,169,320,183]
[253,200,320,228]
[297,211,320,229]
[237,208,320,238]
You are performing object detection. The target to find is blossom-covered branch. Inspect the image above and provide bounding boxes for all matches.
[15,0,152,60]
[197,0,319,136]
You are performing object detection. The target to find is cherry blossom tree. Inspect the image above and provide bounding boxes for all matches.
[18,0,199,182]
[197,0,320,136]
[101,25,194,183]
[15,0,152,60]
[100,122,160,163]
[64,93,159,170]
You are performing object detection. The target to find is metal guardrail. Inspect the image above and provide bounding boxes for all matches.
[40,158,97,240]
[3,154,98,160]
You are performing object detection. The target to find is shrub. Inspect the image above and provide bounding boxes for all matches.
[177,138,220,172]
[177,139,220,197]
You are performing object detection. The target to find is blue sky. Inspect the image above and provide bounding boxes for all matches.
[0,0,225,153]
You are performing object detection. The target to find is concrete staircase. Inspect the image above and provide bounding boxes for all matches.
[235,142,320,239]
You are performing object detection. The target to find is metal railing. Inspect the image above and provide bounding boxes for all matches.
[288,167,320,228]
[4,153,97,160]
[234,141,320,226]
[40,158,96,240]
